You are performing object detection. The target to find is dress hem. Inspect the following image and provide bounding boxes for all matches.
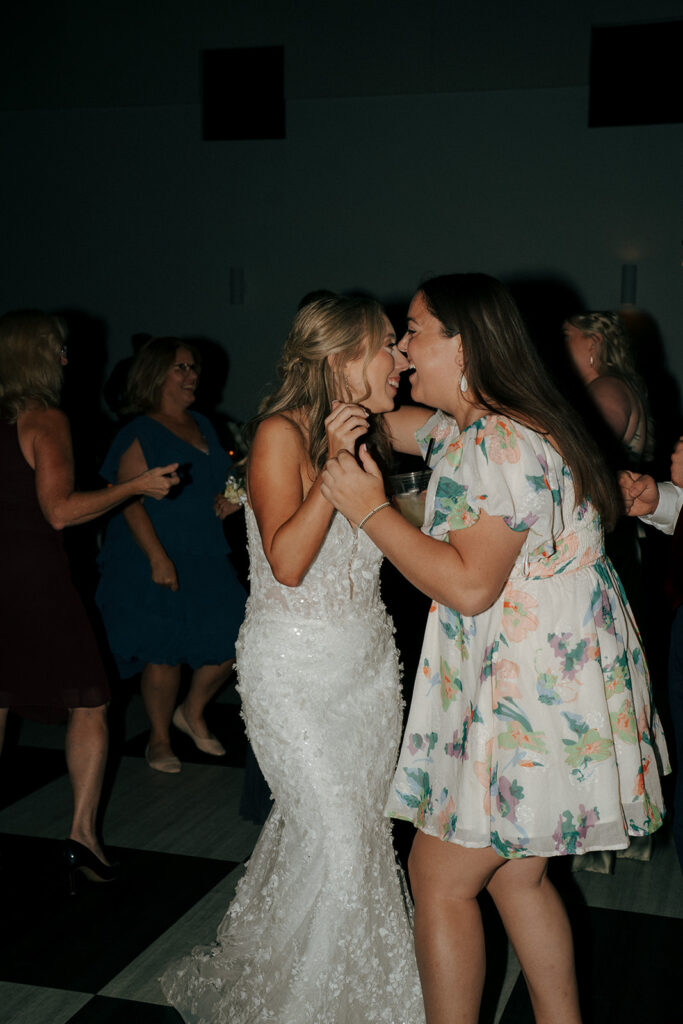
[387,814,663,859]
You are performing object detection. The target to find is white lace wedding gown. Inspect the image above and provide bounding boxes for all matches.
[161,505,425,1024]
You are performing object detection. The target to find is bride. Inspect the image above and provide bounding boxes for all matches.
[161,294,426,1023]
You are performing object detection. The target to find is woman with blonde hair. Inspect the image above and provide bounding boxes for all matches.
[563,310,653,464]
[564,310,655,773]
[161,293,426,1023]
[0,310,178,892]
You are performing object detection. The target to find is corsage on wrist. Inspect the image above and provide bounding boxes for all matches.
[223,461,247,505]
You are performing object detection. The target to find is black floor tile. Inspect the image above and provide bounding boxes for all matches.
[0,834,238,992]
[66,996,183,1023]
[499,905,683,1024]
[478,891,513,1024]
[0,745,68,809]
[498,979,537,1024]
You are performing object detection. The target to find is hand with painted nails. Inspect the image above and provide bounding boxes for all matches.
[324,400,370,459]
[322,444,386,527]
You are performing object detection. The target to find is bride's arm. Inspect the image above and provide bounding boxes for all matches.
[384,404,434,454]
[248,405,368,587]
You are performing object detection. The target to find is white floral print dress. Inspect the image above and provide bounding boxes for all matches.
[386,411,670,858]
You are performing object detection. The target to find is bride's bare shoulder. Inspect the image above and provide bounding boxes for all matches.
[254,410,308,445]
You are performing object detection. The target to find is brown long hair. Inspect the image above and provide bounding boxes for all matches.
[420,274,620,529]
[247,293,392,473]
[123,337,201,415]
[0,310,66,422]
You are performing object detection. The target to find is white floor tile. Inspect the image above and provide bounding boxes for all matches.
[0,757,262,862]
[570,827,683,918]
[0,982,91,1024]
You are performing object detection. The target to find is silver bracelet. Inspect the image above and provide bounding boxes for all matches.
[358,501,391,530]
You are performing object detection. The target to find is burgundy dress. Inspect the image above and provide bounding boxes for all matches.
[0,419,110,719]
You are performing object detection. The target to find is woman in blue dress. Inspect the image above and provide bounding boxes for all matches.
[97,337,246,773]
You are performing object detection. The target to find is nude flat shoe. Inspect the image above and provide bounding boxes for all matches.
[145,744,182,774]
[172,705,226,757]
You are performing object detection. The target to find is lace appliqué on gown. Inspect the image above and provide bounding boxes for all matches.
[161,507,425,1023]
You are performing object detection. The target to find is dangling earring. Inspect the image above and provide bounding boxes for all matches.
[343,372,351,395]
[459,372,468,394]
[589,355,594,368]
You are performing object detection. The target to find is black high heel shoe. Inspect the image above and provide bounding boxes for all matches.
[63,839,119,896]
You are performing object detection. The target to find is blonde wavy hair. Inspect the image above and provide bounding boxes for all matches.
[567,310,654,461]
[566,311,645,393]
[0,310,66,422]
[248,293,392,472]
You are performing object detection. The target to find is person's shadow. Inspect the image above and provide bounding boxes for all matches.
[102,332,150,421]
[619,307,682,477]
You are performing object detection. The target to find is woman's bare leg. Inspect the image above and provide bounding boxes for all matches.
[409,831,504,1024]
[180,658,235,738]
[486,857,582,1024]
[65,704,110,863]
[141,663,182,760]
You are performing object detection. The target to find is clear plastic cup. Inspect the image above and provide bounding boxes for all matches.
[389,469,432,527]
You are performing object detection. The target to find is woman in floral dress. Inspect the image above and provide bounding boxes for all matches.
[322,274,669,1024]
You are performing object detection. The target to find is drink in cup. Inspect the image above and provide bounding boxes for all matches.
[390,470,432,528]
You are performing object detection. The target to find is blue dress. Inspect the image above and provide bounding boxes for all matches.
[96,412,246,677]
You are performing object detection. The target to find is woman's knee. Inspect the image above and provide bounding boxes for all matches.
[409,831,501,905]
[486,854,548,901]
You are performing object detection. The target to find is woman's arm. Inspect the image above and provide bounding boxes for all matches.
[117,438,179,590]
[384,404,434,455]
[22,407,178,530]
[249,404,369,587]
[213,495,243,519]
[322,447,526,615]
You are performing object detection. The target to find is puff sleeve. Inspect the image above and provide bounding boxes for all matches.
[415,410,459,467]
[425,415,569,555]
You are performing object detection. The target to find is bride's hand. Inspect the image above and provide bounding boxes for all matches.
[324,401,369,459]
[322,446,386,526]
